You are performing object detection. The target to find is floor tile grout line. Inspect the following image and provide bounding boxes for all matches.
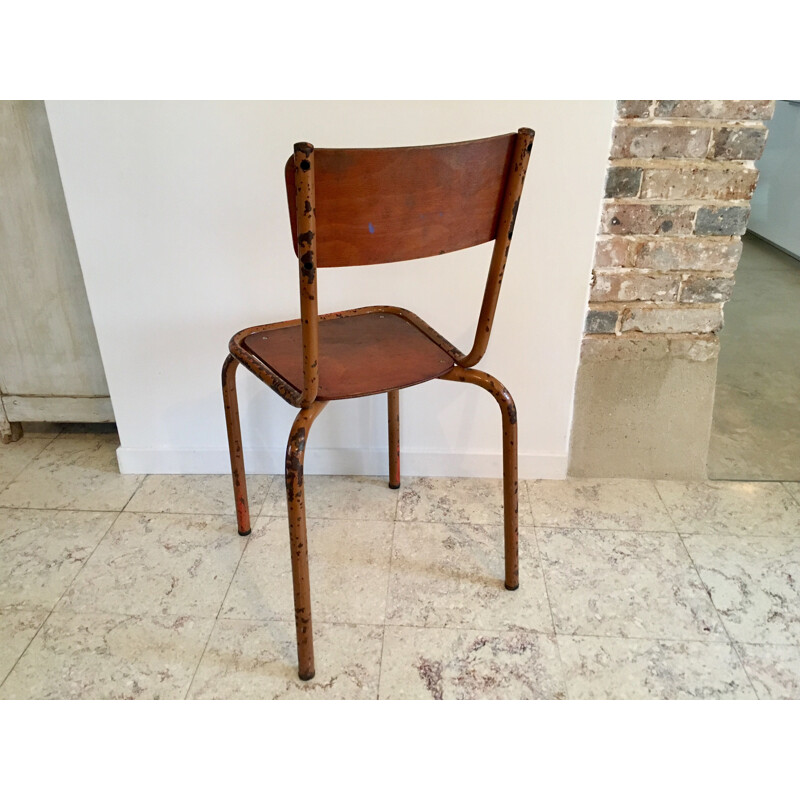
[199,613,761,646]
[124,473,278,520]
[0,504,171,515]
[534,523,698,536]
[0,505,401,523]
[778,481,800,510]
[521,480,536,529]
[531,526,570,700]
[184,508,254,700]
[376,517,399,700]
[676,531,761,698]
[551,631,775,646]
[254,473,277,520]
[650,481,683,535]
[183,616,228,701]
[530,520,800,542]
[727,640,765,699]
[0,505,125,692]
[0,432,64,496]
[118,473,147,514]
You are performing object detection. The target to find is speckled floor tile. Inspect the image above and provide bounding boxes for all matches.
[656,480,800,536]
[559,636,755,699]
[59,512,247,618]
[386,522,552,633]
[6,450,800,701]
[683,534,800,646]
[261,474,399,521]
[0,435,144,511]
[0,436,55,493]
[126,473,274,516]
[526,479,674,531]
[735,643,800,699]
[0,611,214,699]
[537,528,725,640]
[188,618,383,699]
[0,608,48,683]
[378,626,565,700]
[397,477,533,526]
[222,516,393,625]
[783,483,800,503]
[0,509,116,610]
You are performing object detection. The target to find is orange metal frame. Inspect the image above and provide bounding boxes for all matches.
[222,128,534,680]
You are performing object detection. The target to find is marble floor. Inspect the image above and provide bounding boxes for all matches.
[2,425,800,700]
[708,232,800,481]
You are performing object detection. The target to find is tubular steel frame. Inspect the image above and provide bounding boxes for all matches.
[223,128,534,680]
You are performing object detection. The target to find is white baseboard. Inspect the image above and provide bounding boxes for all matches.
[116,446,568,479]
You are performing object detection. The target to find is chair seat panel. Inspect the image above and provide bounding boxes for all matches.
[241,310,455,401]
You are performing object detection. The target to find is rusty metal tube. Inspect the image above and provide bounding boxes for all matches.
[388,389,400,489]
[221,354,251,536]
[285,399,328,680]
[293,142,320,407]
[439,365,519,590]
[459,128,535,369]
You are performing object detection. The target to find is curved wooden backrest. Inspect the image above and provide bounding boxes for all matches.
[282,129,534,404]
[285,133,518,267]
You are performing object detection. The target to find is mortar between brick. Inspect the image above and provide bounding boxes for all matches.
[603,197,751,208]
[581,333,720,362]
[614,118,767,129]
[610,158,759,170]
[588,301,724,310]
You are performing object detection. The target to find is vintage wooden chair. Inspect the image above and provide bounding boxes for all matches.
[222,128,535,680]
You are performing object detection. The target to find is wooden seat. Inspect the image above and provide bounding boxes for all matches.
[238,308,456,401]
[222,128,535,680]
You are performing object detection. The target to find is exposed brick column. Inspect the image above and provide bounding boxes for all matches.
[569,100,774,479]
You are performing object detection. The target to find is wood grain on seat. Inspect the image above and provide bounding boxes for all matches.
[242,310,456,401]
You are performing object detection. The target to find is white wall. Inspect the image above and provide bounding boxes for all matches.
[46,101,614,478]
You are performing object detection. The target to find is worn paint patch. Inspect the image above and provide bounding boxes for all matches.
[508,199,520,240]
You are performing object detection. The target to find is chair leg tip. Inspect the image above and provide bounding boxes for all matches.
[238,529,252,537]
[299,669,315,681]
[504,582,519,591]
[388,482,400,490]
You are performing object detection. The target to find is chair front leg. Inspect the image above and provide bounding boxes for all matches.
[285,400,328,681]
[439,365,519,590]
[388,389,400,489]
[222,354,251,536]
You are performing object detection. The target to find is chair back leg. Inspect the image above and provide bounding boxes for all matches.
[440,366,519,590]
[388,389,400,489]
[222,355,251,536]
[285,400,328,680]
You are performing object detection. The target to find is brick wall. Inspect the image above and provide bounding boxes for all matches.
[585,100,775,352]
[569,100,776,479]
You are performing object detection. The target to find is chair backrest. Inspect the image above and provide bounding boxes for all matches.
[285,133,524,267]
[284,128,535,405]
